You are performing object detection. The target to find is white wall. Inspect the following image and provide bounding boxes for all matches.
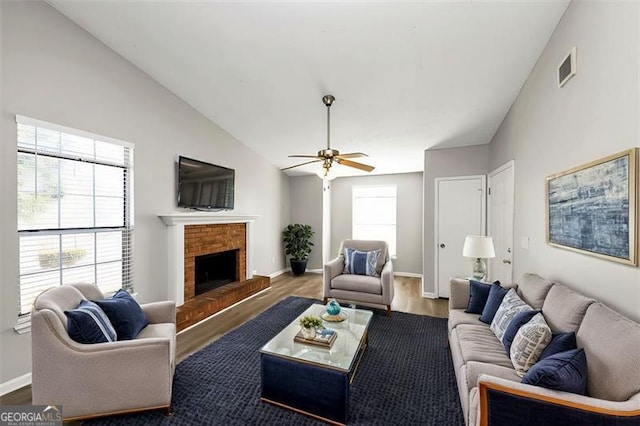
[1,1,290,386]
[330,172,424,274]
[288,175,323,270]
[423,145,490,295]
[490,1,640,321]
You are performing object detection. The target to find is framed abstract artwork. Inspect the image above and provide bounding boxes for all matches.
[546,148,638,265]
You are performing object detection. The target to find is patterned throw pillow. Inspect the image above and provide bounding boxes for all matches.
[344,248,380,277]
[490,289,532,342]
[65,300,117,344]
[510,313,552,377]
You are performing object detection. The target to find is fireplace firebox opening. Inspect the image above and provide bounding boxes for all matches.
[195,249,239,296]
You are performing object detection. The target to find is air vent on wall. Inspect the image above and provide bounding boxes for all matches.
[558,46,577,88]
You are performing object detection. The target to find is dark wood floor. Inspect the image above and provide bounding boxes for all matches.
[0,273,448,406]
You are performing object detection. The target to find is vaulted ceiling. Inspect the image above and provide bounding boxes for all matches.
[50,1,569,177]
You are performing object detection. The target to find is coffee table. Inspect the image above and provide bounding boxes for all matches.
[260,303,373,425]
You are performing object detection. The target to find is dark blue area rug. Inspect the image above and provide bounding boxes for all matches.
[88,297,463,425]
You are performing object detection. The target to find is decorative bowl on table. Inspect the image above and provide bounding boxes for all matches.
[321,310,349,322]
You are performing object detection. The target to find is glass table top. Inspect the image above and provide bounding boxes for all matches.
[260,304,373,372]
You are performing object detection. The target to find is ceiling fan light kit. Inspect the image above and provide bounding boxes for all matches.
[282,95,375,178]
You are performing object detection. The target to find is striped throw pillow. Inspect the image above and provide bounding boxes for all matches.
[344,248,380,277]
[510,313,552,376]
[490,289,532,342]
[65,300,117,344]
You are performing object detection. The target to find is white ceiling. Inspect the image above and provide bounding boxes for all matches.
[50,1,569,177]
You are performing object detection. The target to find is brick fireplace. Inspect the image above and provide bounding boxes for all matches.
[159,213,270,331]
[183,223,246,302]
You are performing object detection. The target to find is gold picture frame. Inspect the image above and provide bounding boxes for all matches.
[546,148,638,265]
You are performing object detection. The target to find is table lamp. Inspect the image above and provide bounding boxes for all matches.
[462,236,495,281]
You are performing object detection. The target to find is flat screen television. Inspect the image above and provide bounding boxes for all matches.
[177,156,235,210]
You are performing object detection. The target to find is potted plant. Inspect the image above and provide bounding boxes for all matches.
[299,315,323,339]
[282,223,314,276]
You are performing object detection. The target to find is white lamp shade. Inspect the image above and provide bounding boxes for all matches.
[462,236,496,258]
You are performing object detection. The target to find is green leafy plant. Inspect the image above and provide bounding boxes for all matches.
[282,224,314,261]
[299,315,323,329]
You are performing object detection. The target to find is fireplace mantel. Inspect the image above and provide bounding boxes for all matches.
[159,212,259,226]
[158,212,259,306]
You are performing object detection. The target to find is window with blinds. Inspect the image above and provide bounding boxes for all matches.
[352,185,397,256]
[16,116,134,316]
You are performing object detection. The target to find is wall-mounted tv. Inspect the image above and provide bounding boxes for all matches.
[177,156,235,210]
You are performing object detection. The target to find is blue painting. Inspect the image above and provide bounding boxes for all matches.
[547,150,636,264]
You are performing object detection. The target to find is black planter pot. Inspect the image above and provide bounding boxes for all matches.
[290,259,308,276]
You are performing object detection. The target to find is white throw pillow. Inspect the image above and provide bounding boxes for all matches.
[490,288,531,342]
[510,313,552,377]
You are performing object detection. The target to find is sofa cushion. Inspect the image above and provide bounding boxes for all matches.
[542,284,595,332]
[331,274,382,295]
[510,313,552,376]
[344,248,380,276]
[479,284,508,324]
[522,348,588,395]
[448,309,485,333]
[540,332,577,360]
[490,289,531,342]
[516,273,554,309]
[456,324,514,369]
[502,309,541,353]
[65,300,117,344]
[94,289,149,340]
[577,303,640,402]
[465,280,492,314]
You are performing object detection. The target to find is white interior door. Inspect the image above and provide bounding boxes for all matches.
[488,161,515,284]
[435,176,486,298]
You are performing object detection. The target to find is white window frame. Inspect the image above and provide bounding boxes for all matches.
[15,115,134,333]
[351,184,397,256]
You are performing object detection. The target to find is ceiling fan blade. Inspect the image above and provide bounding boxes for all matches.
[281,159,323,171]
[335,158,375,172]
[288,155,323,159]
[335,152,368,159]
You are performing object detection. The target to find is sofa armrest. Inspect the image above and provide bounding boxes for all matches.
[323,256,345,297]
[477,375,640,426]
[449,278,470,310]
[141,300,176,324]
[381,260,394,305]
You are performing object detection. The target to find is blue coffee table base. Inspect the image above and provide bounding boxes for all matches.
[260,344,366,425]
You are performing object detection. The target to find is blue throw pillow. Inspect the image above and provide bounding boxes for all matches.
[479,284,508,324]
[465,280,494,314]
[65,300,117,344]
[540,332,577,360]
[94,289,148,340]
[344,248,380,277]
[502,309,540,353]
[522,348,588,395]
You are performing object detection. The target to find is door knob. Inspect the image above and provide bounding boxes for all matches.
[440,243,446,249]
[503,259,512,264]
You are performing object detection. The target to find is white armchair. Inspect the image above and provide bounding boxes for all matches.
[323,239,394,316]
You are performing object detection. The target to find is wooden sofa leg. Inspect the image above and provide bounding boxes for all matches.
[323,297,328,304]
[164,406,174,416]
[386,305,391,317]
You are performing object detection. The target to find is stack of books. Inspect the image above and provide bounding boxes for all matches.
[294,328,337,348]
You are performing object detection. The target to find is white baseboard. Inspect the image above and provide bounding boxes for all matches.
[422,291,438,299]
[394,272,422,278]
[306,269,322,274]
[1,373,31,396]
[268,268,289,279]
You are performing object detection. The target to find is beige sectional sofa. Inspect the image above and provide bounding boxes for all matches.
[448,273,640,425]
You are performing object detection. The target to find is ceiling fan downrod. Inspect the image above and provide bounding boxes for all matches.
[323,95,335,151]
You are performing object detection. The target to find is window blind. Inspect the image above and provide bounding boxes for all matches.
[352,185,397,256]
[16,116,134,316]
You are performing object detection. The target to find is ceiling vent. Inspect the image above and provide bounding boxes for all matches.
[558,46,577,88]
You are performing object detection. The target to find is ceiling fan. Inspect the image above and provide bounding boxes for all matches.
[282,95,375,177]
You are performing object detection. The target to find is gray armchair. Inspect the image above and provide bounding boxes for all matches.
[323,239,394,316]
[31,283,176,421]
